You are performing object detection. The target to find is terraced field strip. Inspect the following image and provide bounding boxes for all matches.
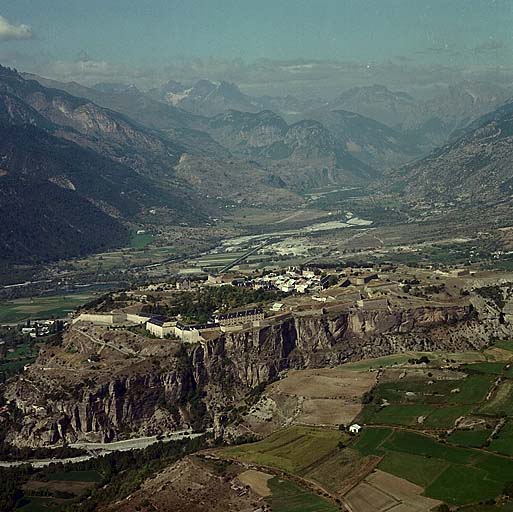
[267,476,338,512]
[345,469,442,512]
[447,428,493,448]
[220,426,346,474]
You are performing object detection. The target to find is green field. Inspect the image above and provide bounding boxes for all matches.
[354,427,513,506]
[18,470,102,511]
[447,429,492,448]
[267,477,337,512]
[0,359,29,373]
[377,451,448,487]
[495,341,513,353]
[220,426,346,474]
[422,404,474,429]
[360,403,437,426]
[426,465,504,505]
[381,431,473,465]
[129,232,153,249]
[342,353,418,370]
[0,293,97,324]
[358,373,494,429]
[215,340,513,509]
[362,375,493,407]
[447,375,496,404]
[489,421,513,456]
[5,343,37,360]
[478,381,513,417]
[352,427,392,455]
[459,505,513,512]
[462,362,506,375]
[0,341,39,375]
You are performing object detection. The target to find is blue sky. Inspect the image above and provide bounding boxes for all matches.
[2,0,511,62]
[0,0,511,93]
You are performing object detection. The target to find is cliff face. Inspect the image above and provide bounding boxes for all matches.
[5,304,492,447]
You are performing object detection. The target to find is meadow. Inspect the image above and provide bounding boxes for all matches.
[0,293,97,324]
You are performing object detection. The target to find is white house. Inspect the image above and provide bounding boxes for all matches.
[349,423,362,434]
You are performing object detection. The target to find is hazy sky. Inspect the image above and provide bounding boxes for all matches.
[1,0,512,94]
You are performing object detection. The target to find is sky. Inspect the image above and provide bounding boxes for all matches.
[0,0,512,95]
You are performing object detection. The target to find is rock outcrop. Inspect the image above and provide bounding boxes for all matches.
[5,303,497,447]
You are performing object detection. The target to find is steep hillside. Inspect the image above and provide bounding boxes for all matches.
[0,123,132,263]
[203,110,378,189]
[306,109,422,170]
[149,79,259,116]
[402,81,512,148]
[328,84,416,128]
[4,299,491,447]
[22,72,228,158]
[327,82,511,149]
[0,68,209,263]
[2,67,190,179]
[22,73,398,190]
[173,154,302,207]
[0,175,128,264]
[386,100,513,202]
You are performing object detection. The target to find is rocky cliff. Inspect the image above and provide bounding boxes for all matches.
[4,303,498,447]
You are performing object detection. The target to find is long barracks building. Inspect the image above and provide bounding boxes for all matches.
[215,307,264,327]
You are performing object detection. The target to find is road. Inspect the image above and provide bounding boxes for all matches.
[218,238,275,274]
[0,429,210,468]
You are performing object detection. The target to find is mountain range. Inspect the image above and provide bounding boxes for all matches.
[2,64,512,264]
[147,78,512,151]
[1,66,378,263]
[0,67,209,263]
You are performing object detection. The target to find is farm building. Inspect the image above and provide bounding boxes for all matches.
[349,423,362,434]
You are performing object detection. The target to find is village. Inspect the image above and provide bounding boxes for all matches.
[67,262,485,346]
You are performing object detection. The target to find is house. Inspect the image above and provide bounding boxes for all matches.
[271,303,284,312]
[207,274,223,285]
[295,283,309,294]
[176,279,192,291]
[349,423,362,434]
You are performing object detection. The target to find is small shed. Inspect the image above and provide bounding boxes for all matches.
[349,423,362,434]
